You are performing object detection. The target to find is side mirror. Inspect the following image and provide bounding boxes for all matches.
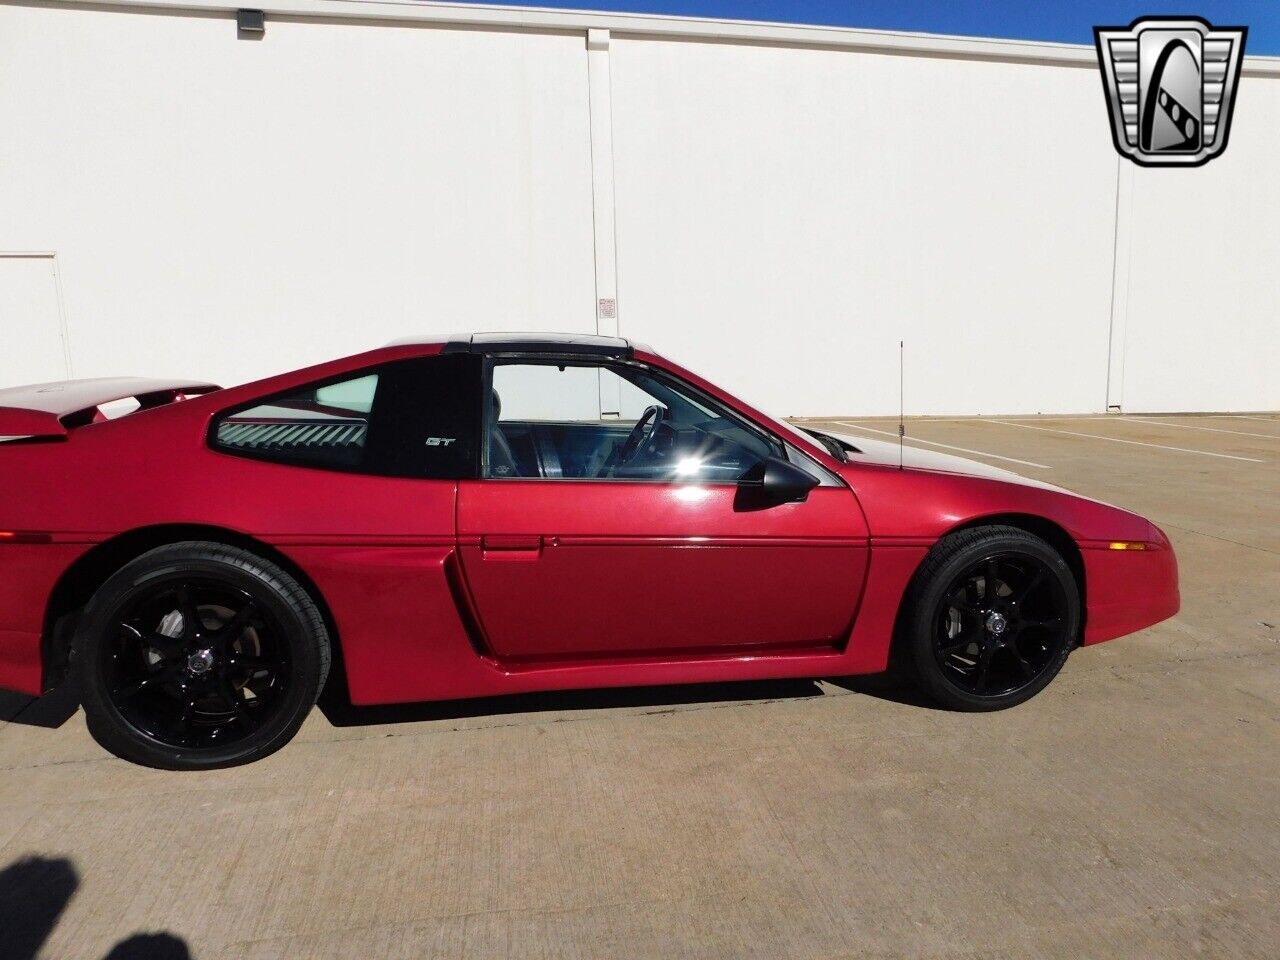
[734,456,820,511]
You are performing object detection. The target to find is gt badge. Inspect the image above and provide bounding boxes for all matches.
[1094,17,1246,167]
[425,437,456,446]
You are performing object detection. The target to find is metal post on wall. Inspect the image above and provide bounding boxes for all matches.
[587,28,622,418]
[1104,157,1133,413]
[587,27,619,338]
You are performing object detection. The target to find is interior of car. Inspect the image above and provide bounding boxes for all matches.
[211,354,783,485]
[487,361,778,483]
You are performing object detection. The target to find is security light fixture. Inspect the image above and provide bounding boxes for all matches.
[237,9,265,36]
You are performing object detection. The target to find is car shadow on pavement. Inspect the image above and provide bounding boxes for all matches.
[824,673,941,709]
[0,683,79,729]
[0,855,191,960]
[319,675,828,727]
[1,671,938,736]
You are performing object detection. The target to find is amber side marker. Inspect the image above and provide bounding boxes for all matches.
[1108,541,1148,551]
[0,531,53,544]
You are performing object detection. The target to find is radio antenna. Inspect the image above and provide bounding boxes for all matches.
[898,340,905,470]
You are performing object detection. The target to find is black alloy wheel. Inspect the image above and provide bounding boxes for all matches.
[76,542,330,769]
[904,526,1081,711]
[932,553,1070,697]
[104,578,289,749]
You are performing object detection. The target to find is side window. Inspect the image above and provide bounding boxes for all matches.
[212,355,481,478]
[215,373,376,471]
[487,361,780,482]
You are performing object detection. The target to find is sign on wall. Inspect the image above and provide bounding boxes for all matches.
[1094,17,1246,167]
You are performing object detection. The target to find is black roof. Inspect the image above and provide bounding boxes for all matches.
[428,332,632,358]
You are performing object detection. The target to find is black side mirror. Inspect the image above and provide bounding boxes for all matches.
[734,456,820,511]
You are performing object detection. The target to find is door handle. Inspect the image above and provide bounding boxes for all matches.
[481,535,544,559]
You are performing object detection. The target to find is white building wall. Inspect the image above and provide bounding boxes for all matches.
[0,3,597,389]
[610,38,1119,416]
[0,0,1276,414]
[1113,75,1280,413]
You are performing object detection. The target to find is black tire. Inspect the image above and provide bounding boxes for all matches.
[903,525,1080,711]
[75,542,330,770]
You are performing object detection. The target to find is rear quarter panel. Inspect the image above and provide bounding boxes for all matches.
[0,543,91,694]
[0,345,461,697]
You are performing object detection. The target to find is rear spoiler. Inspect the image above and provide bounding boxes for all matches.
[0,377,220,439]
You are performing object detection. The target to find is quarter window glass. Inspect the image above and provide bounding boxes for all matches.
[488,362,779,483]
[215,374,376,471]
[212,354,482,478]
[315,375,377,413]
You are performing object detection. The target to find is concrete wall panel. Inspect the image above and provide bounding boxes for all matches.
[0,5,597,388]
[1112,76,1280,413]
[0,2,1275,415]
[610,39,1119,416]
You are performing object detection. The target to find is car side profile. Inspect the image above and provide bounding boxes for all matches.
[0,333,1179,768]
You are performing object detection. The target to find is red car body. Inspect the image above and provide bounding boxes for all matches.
[0,335,1179,705]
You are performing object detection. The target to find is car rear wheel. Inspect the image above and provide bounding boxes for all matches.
[75,542,330,769]
[903,526,1080,711]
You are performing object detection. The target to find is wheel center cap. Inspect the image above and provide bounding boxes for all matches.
[985,612,1008,636]
[187,649,215,675]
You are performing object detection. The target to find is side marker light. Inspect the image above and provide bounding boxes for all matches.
[0,531,53,544]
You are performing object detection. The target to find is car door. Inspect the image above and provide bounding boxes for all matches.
[455,357,869,661]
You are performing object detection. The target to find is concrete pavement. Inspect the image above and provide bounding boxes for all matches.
[1,413,1277,959]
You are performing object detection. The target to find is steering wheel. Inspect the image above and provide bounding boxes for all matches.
[616,404,666,466]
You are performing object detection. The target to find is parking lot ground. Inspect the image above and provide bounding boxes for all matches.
[2,415,1278,959]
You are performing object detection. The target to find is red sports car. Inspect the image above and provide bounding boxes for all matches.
[0,333,1178,768]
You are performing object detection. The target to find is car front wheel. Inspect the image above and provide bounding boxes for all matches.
[904,525,1081,711]
[75,542,330,769]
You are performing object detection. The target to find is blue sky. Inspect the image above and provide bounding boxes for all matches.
[466,1,1280,55]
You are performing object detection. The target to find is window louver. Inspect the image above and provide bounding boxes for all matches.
[215,420,368,452]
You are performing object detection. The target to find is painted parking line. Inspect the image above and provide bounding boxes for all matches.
[988,420,1267,463]
[890,415,1112,425]
[1198,414,1280,427]
[989,416,1109,422]
[1121,416,1280,441]
[832,422,1052,469]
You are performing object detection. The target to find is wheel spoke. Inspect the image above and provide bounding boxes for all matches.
[985,559,1001,602]
[120,622,184,658]
[214,601,258,649]
[965,580,982,609]
[112,677,148,699]
[229,655,271,678]
[175,585,200,638]
[113,666,178,699]
[167,697,197,738]
[973,645,995,692]
[1006,640,1036,679]
[1021,616,1064,630]
[1013,568,1046,605]
[216,677,255,734]
[938,629,979,658]
[216,675,243,713]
